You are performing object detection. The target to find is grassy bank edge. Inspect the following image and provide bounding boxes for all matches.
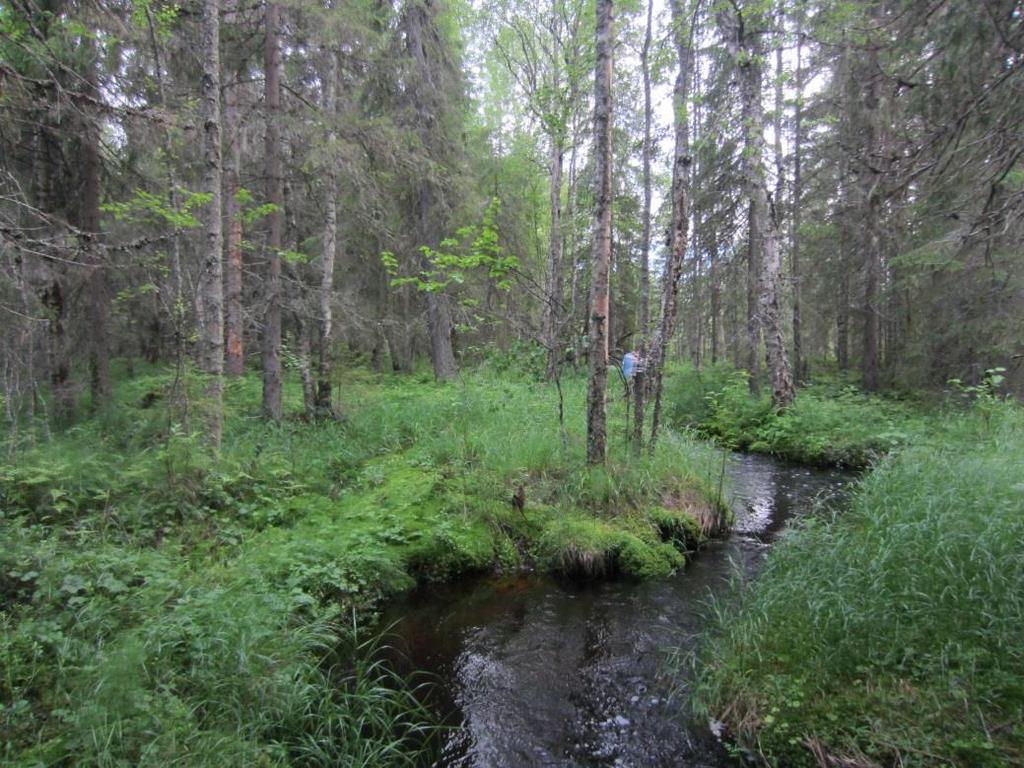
[686,399,1024,767]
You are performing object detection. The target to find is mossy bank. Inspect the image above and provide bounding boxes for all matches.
[664,362,937,467]
[0,365,726,766]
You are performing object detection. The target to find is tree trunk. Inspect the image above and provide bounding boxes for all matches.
[791,21,805,381]
[746,205,761,394]
[402,0,458,382]
[316,54,338,414]
[648,0,695,450]
[418,182,458,381]
[42,279,73,423]
[837,265,850,369]
[586,0,614,465]
[263,0,284,419]
[199,0,224,449]
[224,64,245,378]
[709,224,720,364]
[81,37,111,409]
[856,2,888,392]
[543,139,565,379]
[631,0,654,449]
[723,1,794,410]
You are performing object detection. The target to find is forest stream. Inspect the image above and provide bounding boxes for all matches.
[385,454,856,767]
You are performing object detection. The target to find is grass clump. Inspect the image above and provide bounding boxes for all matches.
[692,402,1024,767]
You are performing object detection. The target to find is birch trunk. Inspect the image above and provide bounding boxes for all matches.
[632,0,653,449]
[792,24,805,380]
[316,54,338,413]
[586,0,614,465]
[648,0,695,450]
[543,140,565,379]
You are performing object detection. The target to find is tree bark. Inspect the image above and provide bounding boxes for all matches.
[417,184,458,381]
[543,139,565,379]
[316,53,338,414]
[745,204,761,394]
[648,0,695,450]
[791,23,805,381]
[81,36,111,409]
[263,0,284,419]
[631,0,654,449]
[586,0,614,465]
[851,1,888,392]
[723,1,794,409]
[199,0,224,449]
[224,64,245,378]
[709,223,720,364]
[403,0,458,382]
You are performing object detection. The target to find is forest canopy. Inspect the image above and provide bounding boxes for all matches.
[0,0,1021,437]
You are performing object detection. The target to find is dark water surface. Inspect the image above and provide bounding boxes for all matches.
[386,454,855,767]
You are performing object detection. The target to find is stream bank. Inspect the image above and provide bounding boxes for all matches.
[385,453,855,767]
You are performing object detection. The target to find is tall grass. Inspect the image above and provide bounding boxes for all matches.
[692,402,1024,766]
[1,362,724,764]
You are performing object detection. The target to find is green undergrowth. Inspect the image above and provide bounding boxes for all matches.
[0,363,724,765]
[691,402,1024,766]
[665,363,935,467]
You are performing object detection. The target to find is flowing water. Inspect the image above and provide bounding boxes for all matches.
[386,454,855,767]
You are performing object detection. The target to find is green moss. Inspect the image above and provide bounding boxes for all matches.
[649,505,705,548]
[617,536,685,579]
[534,511,689,580]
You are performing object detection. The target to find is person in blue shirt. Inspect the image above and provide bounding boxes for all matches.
[622,350,639,379]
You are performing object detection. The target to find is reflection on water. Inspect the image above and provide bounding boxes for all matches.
[386,454,854,767]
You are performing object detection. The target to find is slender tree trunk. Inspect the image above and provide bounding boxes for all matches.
[773,16,786,232]
[791,21,805,381]
[224,65,245,378]
[863,194,883,390]
[631,0,653,449]
[199,0,224,449]
[81,37,111,409]
[691,249,703,367]
[543,139,565,378]
[316,54,338,413]
[709,224,720,364]
[746,205,761,394]
[42,278,73,423]
[263,0,284,419]
[724,1,794,409]
[565,118,584,367]
[586,0,614,465]
[837,264,850,369]
[648,0,695,450]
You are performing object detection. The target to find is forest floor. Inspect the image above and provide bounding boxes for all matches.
[665,367,1024,767]
[0,363,725,766]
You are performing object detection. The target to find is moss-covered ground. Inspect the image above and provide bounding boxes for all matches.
[0,363,724,766]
